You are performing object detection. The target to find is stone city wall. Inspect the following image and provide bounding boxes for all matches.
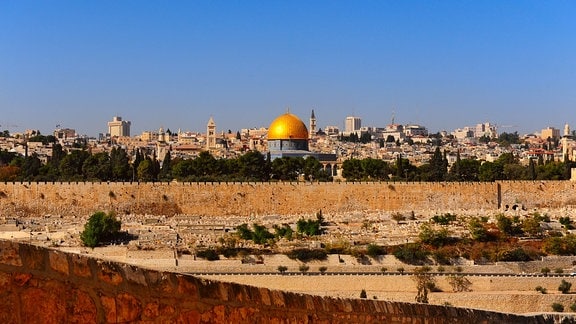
[0,240,559,323]
[0,181,575,218]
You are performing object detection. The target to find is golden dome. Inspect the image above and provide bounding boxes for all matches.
[268,113,309,140]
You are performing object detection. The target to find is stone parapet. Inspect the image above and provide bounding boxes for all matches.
[0,240,563,323]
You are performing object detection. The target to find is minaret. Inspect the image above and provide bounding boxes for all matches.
[563,123,571,162]
[309,109,316,139]
[206,117,216,150]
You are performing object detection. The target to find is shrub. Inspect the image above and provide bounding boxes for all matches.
[498,248,534,262]
[286,249,327,262]
[541,267,551,275]
[366,243,386,258]
[277,265,288,274]
[555,268,564,274]
[559,280,572,294]
[570,303,576,312]
[431,213,457,225]
[80,211,121,248]
[235,223,274,244]
[397,267,405,273]
[380,267,388,273]
[552,303,564,312]
[360,289,367,299]
[393,243,429,264]
[437,266,445,273]
[319,266,327,274]
[391,212,405,223]
[299,264,310,273]
[296,211,325,236]
[559,216,573,229]
[273,224,294,240]
[535,286,547,294]
[196,249,220,261]
[448,275,472,292]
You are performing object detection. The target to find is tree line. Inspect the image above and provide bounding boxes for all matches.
[343,147,575,181]
[0,144,573,182]
[0,145,332,182]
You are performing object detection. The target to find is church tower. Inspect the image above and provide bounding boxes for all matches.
[206,117,216,150]
[563,123,573,162]
[309,109,316,139]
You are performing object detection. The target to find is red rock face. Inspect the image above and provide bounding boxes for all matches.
[0,240,555,323]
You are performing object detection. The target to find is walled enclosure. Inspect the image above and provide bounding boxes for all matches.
[0,240,562,323]
[1,181,576,218]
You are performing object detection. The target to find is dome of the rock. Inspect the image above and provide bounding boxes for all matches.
[267,113,309,140]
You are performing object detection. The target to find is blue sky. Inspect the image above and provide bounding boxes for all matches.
[1,1,575,137]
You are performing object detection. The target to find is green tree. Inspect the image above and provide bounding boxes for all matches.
[137,159,155,181]
[361,158,390,180]
[82,152,112,181]
[159,151,173,181]
[172,158,195,181]
[427,147,447,181]
[80,211,121,248]
[271,157,303,181]
[59,150,90,180]
[110,147,131,181]
[238,150,269,181]
[342,158,363,181]
[20,153,42,180]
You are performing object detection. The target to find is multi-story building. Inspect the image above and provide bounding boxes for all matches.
[53,128,76,140]
[344,116,361,135]
[541,127,560,140]
[474,122,497,138]
[107,116,131,137]
[324,126,340,137]
[404,124,428,137]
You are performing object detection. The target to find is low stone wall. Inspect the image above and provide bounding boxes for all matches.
[0,240,563,323]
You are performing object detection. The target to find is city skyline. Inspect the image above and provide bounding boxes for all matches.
[1,1,575,137]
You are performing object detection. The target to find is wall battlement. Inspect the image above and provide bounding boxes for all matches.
[1,181,576,217]
[0,240,563,323]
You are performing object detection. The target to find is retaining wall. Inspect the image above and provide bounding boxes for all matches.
[0,240,563,323]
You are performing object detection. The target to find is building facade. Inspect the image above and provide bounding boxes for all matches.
[107,116,131,137]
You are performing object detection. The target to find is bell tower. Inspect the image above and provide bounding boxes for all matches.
[309,109,316,139]
[206,116,216,150]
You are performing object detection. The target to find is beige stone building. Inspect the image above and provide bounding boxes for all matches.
[107,116,131,137]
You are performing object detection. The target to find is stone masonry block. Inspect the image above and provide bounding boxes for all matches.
[49,250,69,276]
[0,240,22,266]
[71,254,92,278]
[96,260,123,286]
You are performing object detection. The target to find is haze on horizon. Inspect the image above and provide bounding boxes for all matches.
[1,1,575,137]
